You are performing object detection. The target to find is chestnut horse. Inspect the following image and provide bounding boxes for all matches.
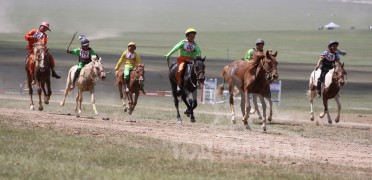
[218,50,278,132]
[307,63,347,123]
[169,56,206,123]
[25,42,52,111]
[60,56,106,115]
[116,64,145,115]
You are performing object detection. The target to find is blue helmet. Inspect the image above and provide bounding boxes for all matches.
[328,40,339,48]
[79,35,89,46]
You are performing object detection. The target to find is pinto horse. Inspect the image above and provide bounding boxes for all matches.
[25,42,52,111]
[169,56,206,123]
[307,63,347,123]
[218,50,278,132]
[60,56,106,115]
[116,64,145,115]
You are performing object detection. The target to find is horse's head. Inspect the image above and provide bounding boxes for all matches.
[262,50,279,83]
[333,63,347,87]
[33,42,46,70]
[92,55,106,80]
[133,64,145,83]
[192,56,206,85]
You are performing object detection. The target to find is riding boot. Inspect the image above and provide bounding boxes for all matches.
[51,68,61,79]
[70,69,80,89]
[31,76,36,85]
[177,79,184,96]
[317,80,322,98]
[124,79,129,92]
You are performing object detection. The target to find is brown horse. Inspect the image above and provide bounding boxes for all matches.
[307,63,347,123]
[25,42,52,111]
[218,50,278,132]
[60,56,106,115]
[116,64,145,115]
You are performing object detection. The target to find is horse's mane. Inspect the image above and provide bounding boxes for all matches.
[247,52,265,72]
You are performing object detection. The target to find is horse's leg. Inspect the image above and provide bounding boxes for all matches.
[259,95,267,132]
[37,82,43,111]
[252,94,262,120]
[309,90,316,121]
[27,73,35,110]
[118,82,127,112]
[90,89,98,115]
[319,97,332,124]
[75,90,82,115]
[229,84,236,124]
[250,94,258,115]
[61,73,72,106]
[128,92,134,115]
[188,91,197,123]
[242,90,251,131]
[171,83,182,122]
[266,96,273,122]
[334,95,341,123]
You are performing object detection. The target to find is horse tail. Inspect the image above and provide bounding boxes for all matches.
[217,66,229,95]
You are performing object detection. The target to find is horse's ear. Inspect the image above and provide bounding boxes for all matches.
[273,51,278,57]
[266,50,271,59]
[202,56,206,62]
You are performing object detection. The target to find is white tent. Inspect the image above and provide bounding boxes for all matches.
[324,22,340,29]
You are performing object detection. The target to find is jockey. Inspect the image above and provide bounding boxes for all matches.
[315,41,344,97]
[24,22,61,84]
[165,28,202,93]
[244,39,264,61]
[66,35,97,88]
[114,42,145,94]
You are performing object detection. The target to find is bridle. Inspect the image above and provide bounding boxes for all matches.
[190,60,205,88]
[260,57,277,81]
[133,65,145,82]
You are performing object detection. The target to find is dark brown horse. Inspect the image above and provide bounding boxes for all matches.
[116,64,145,115]
[25,42,52,111]
[169,56,206,123]
[307,63,347,123]
[218,50,278,132]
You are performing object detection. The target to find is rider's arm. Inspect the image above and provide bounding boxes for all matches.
[165,40,184,60]
[135,52,141,64]
[25,29,37,41]
[315,56,324,70]
[115,51,127,71]
[68,48,81,56]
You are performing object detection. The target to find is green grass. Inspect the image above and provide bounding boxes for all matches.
[0,115,368,180]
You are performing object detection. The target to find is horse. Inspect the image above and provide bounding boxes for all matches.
[169,56,206,123]
[116,64,145,115]
[218,50,278,132]
[60,56,106,115]
[307,63,347,124]
[25,42,52,111]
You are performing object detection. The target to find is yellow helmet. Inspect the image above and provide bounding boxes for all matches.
[128,42,136,49]
[185,28,197,36]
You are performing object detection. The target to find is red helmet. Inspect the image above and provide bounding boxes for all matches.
[40,22,51,31]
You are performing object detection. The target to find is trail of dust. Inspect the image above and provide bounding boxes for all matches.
[1,107,371,175]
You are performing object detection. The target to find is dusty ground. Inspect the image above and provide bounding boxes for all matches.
[1,107,371,176]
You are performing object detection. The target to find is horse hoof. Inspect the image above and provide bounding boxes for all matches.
[246,125,252,131]
[30,106,35,111]
[262,126,267,132]
[328,120,332,124]
[310,116,314,121]
[38,106,43,111]
[190,117,196,123]
[128,111,133,115]
[95,112,99,115]
[268,117,272,122]
[44,100,49,105]
[319,113,325,118]
[258,116,262,120]
[249,109,256,114]
[335,118,340,123]
[60,102,64,106]
[177,117,182,123]
[184,110,190,117]
[231,119,236,124]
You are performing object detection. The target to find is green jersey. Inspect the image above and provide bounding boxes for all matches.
[166,39,201,59]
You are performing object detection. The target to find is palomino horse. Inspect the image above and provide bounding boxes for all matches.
[25,42,52,111]
[218,50,278,132]
[116,64,145,115]
[60,56,106,115]
[307,63,347,123]
[169,56,206,123]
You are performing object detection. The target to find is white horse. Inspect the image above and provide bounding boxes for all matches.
[60,56,106,115]
[307,64,347,123]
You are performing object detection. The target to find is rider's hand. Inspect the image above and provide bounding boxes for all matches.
[165,55,169,62]
[29,36,37,41]
[66,49,70,53]
[115,70,118,75]
[315,67,319,71]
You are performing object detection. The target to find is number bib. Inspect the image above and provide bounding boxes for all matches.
[183,41,196,52]
[80,49,90,60]
[322,51,339,62]
[126,52,135,59]
[34,31,44,40]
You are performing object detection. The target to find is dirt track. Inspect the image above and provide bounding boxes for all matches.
[1,107,371,175]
